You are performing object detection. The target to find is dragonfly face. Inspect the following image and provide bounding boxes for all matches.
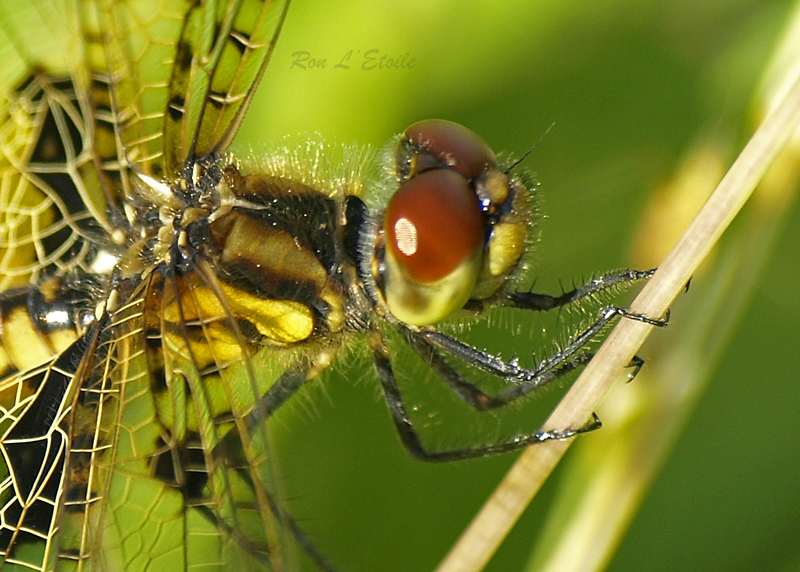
[0,1,658,571]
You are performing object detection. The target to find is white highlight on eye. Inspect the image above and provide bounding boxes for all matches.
[394,217,418,256]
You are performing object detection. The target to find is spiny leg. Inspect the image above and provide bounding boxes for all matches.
[369,329,601,462]
[191,489,338,572]
[376,296,666,460]
[501,268,665,390]
[401,327,594,410]
[507,269,656,312]
[417,306,665,404]
[243,365,310,433]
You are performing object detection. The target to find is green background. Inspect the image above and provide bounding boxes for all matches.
[235,1,800,571]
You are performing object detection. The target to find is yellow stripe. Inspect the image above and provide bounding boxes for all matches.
[3,305,53,370]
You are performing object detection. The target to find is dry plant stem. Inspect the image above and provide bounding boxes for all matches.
[435,72,800,572]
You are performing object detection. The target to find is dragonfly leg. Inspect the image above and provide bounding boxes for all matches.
[373,295,665,461]
[410,304,663,411]
[402,327,591,410]
[370,329,601,462]
[506,268,657,312]
[230,364,340,571]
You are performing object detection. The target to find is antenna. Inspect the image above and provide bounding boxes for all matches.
[505,122,555,173]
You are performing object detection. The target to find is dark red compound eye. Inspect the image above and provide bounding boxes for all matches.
[385,169,484,284]
[404,120,498,180]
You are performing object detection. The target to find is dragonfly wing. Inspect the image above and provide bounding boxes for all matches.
[158,0,290,177]
[0,2,113,291]
[0,0,298,570]
[69,265,292,571]
[0,324,103,571]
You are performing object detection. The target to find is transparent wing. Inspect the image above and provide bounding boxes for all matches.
[163,0,290,176]
[0,0,297,569]
[0,0,292,285]
[0,272,291,571]
[59,266,293,571]
[84,0,290,182]
[0,2,112,290]
[0,326,101,571]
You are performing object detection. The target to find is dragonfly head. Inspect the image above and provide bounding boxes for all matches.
[370,120,533,326]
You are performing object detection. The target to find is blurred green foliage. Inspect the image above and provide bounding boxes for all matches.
[234,1,800,571]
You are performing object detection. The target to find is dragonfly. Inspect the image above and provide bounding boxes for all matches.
[0,0,664,570]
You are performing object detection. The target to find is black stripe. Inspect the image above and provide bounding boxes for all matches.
[6,333,89,440]
[174,39,194,72]
[222,258,322,308]
[236,188,339,273]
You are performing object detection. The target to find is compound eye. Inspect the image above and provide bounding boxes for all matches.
[403,120,497,180]
[385,169,484,284]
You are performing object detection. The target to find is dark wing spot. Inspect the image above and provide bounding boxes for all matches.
[207,91,226,109]
[152,432,209,500]
[168,95,186,121]
[174,40,194,72]
[228,30,250,56]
